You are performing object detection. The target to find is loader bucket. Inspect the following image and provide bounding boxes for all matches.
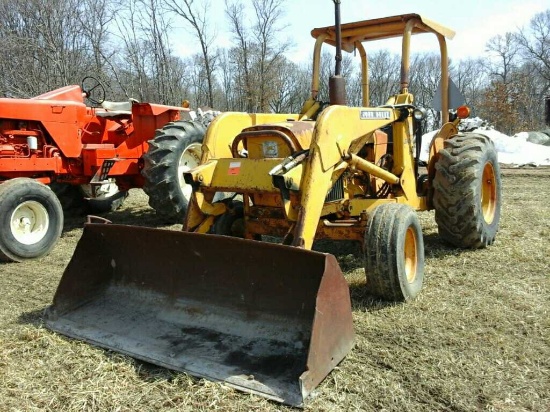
[45,223,354,406]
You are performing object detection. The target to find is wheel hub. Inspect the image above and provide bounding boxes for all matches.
[178,143,202,199]
[481,162,497,224]
[11,201,49,245]
[404,227,418,283]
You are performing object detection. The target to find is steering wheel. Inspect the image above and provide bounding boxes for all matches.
[81,76,106,106]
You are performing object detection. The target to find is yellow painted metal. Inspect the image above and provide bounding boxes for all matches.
[437,34,450,123]
[182,12,459,248]
[309,13,452,121]
[355,41,369,106]
[240,122,315,156]
[276,164,304,221]
[185,161,218,188]
[291,148,334,249]
[427,121,459,181]
[196,215,217,234]
[344,153,399,184]
[391,120,409,176]
[210,158,281,192]
[184,190,227,233]
[203,112,300,161]
[310,13,455,43]
[184,96,431,247]
[314,105,397,171]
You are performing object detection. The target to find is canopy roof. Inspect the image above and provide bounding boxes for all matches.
[311,13,455,52]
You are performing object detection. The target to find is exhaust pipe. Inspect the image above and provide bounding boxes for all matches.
[329,0,346,105]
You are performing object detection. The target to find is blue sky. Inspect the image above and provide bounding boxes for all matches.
[174,0,549,62]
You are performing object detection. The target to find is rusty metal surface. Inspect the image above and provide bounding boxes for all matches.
[245,121,315,153]
[45,223,354,406]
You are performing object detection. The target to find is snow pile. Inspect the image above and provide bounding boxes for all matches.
[419,123,550,167]
[476,129,550,166]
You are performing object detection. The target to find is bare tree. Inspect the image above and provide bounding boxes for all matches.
[111,0,186,104]
[451,58,488,116]
[515,10,550,83]
[269,58,309,113]
[251,0,291,111]
[217,49,236,111]
[409,53,442,110]
[486,32,519,84]
[225,0,290,112]
[225,0,254,112]
[368,50,401,105]
[0,0,96,96]
[164,0,218,107]
[78,0,116,77]
[515,9,550,129]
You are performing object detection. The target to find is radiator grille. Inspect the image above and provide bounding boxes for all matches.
[325,176,344,202]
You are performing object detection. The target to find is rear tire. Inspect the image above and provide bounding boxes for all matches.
[0,178,63,262]
[142,120,205,222]
[364,203,424,301]
[433,133,501,248]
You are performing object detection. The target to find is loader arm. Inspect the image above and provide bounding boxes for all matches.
[288,103,418,249]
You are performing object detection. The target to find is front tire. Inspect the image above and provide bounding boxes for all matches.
[433,133,501,248]
[142,120,205,222]
[0,178,63,262]
[364,203,424,301]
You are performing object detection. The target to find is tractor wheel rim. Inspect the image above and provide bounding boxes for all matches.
[481,162,497,224]
[404,227,418,283]
[178,143,202,199]
[10,201,49,245]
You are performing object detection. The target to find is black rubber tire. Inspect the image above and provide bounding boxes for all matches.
[142,120,205,222]
[364,203,424,301]
[85,188,128,213]
[433,133,502,248]
[0,178,63,262]
[49,182,86,215]
[212,201,245,238]
[50,182,127,214]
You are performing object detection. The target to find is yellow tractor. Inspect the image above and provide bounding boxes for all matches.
[46,8,501,408]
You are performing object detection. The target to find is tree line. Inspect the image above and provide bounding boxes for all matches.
[0,0,548,135]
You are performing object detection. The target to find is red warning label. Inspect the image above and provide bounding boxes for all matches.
[228,161,241,175]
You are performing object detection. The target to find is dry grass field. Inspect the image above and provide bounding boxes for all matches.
[1,168,548,411]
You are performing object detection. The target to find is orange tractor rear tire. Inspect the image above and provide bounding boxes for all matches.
[142,120,205,222]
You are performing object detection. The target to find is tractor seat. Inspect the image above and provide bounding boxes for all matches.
[95,99,138,118]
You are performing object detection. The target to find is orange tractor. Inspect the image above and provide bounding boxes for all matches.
[0,77,208,262]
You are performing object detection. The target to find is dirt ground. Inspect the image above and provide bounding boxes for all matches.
[0,167,548,411]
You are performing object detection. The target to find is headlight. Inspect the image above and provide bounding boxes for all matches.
[413,108,427,121]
